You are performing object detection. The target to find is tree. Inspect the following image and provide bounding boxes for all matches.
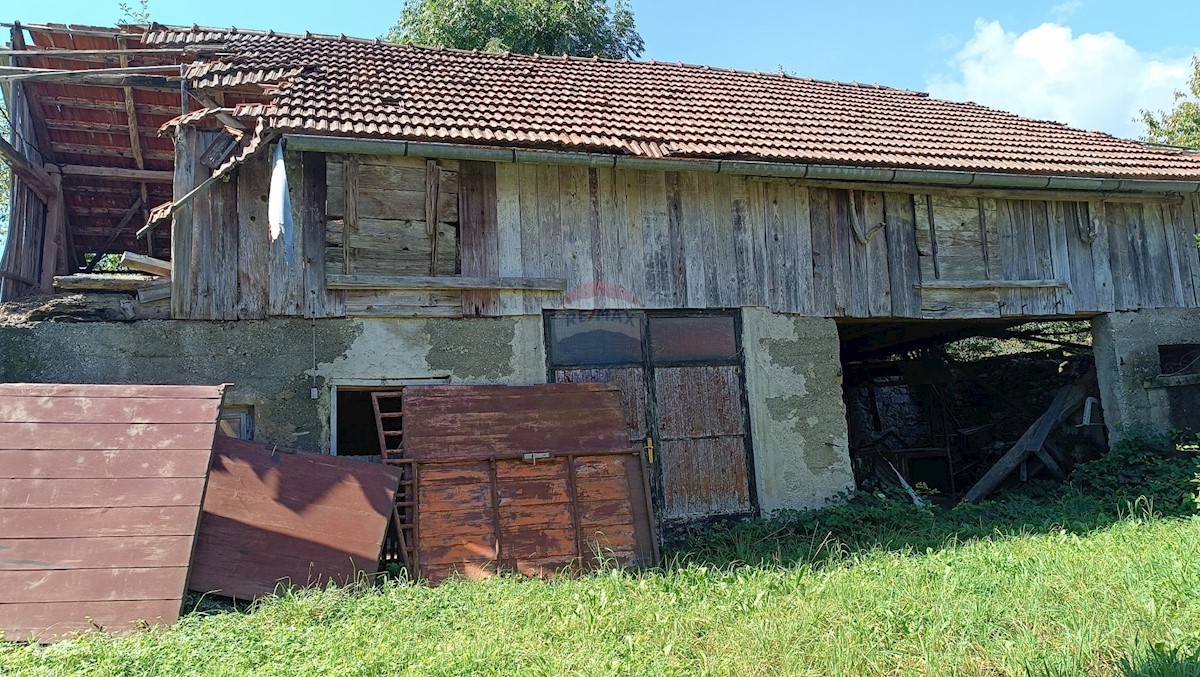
[1141,56,1200,149]
[387,0,644,60]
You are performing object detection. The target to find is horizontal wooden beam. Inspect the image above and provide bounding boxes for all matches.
[120,251,172,277]
[0,47,222,58]
[59,164,174,183]
[53,273,159,292]
[37,95,180,116]
[51,142,173,162]
[915,279,1067,290]
[0,135,57,201]
[0,64,180,82]
[327,274,568,292]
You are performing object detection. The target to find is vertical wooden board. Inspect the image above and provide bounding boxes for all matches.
[884,193,921,318]
[659,437,751,519]
[1144,202,1183,308]
[170,126,200,319]
[653,366,745,438]
[1028,201,1058,315]
[620,169,647,309]
[212,178,241,320]
[340,157,358,276]
[559,165,595,309]
[746,179,769,308]
[829,189,853,316]
[595,166,625,308]
[1062,202,1096,313]
[861,191,891,317]
[808,187,835,316]
[1163,201,1194,307]
[1105,202,1139,310]
[1174,196,1200,308]
[664,172,689,307]
[496,163,525,315]
[301,152,340,318]
[236,149,271,319]
[731,178,761,307]
[537,164,564,312]
[189,179,215,319]
[847,190,871,317]
[459,161,500,316]
[707,173,736,308]
[517,164,542,314]
[764,182,796,313]
[585,167,605,310]
[268,148,304,316]
[991,198,1023,315]
[1086,201,1116,312]
[641,170,673,308]
[913,194,937,282]
[678,171,708,307]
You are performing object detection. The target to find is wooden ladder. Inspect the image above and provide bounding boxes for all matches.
[371,391,416,573]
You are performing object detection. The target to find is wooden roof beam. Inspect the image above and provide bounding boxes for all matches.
[0,47,224,58]
[0,135,57,201]
[59,164,174,182]
[9,24,55,166]
[118,36,152,227]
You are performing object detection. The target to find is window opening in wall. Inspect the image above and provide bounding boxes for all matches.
[217,406,254,440]
[334,389,393,458]
[1158,344,1200,377]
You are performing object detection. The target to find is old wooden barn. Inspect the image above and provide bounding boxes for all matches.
[4,22,1200,532]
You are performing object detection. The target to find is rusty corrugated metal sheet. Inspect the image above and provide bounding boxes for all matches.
[401,384,656,583]
[0,382,224,642]
[187,437,400,600]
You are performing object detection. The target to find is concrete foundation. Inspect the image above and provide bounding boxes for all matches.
[741,308,855,514]
[0,316,547,452]
[1092,308,1200,444]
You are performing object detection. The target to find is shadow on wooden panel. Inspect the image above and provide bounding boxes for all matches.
[188,437,400,601]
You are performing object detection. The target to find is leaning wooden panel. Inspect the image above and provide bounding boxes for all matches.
[0,383,223,642]
[188,437,400,600]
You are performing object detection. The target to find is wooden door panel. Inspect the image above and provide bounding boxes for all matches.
[553,367,649,441]
[660,437,752,519]
[653,365,746,439]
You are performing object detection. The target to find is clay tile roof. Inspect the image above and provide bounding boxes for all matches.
[145,25,1200,181]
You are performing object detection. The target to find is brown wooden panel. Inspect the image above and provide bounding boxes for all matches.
[553,367,649,441]
[0,397,225,424]
[0,536,194,571]
[648,315,738,363]
[0,567,189,604]
[0,448,212,479]
[0,478,205,508]
[653,365,746,438]
[0,423,218,450]
[188,437,399,600]
[0,507,203,539]
[660,437,752,519]
[0,600,182,643]
[0,384,223,399]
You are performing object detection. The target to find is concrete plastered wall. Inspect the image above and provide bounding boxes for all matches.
[1092,308,1200,443]
[741,308,855,514]
[0,316,546,452]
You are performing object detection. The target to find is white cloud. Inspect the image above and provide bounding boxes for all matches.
[926,20,1195,139]
[1050,1,1083,22]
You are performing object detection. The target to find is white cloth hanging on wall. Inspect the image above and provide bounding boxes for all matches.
[267,141,295,267]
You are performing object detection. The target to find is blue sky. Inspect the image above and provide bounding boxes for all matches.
[8,1,1200,138]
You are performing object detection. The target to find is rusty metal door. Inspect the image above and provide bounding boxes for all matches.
[548,311,756,522]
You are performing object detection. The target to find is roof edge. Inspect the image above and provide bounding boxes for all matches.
[283,134,1200,196]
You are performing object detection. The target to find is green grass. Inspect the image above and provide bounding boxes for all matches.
[3,506,1200,675]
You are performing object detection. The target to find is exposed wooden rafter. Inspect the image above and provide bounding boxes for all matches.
[59,164,174,183]
[117,36,151,226]
[0,135,56,201]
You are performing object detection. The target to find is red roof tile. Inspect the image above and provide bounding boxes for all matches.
[146,26,1200,181]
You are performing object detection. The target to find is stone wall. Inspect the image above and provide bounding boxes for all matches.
[1093,308,1200,444]
[741,308,855,514]
[0,316,547,452]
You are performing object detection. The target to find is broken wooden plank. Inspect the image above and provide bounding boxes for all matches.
[120,252,171,277]
[136,280,172,303]
[53,273,159,292]
[962,381,1089,503]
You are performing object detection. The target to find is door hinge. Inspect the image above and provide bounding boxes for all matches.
[645,437,654,464]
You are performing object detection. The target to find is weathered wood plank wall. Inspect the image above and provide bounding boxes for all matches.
[0,81,50,301]
[177,151,1200,321]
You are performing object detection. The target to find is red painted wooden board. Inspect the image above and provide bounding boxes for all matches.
[402,384,657,583]
[0,383,224,642]
[188,437,400,600]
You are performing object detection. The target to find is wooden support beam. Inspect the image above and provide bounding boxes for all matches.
[0,134,56,201]
[915,280,1068,290]
[0,47,221,58]
[426,159,440,276]
[39,174,65,291]
[962,381,1089,503]
[0,64,181,82]
[117,36,151,230]
[59,164,174,183]
[51,142,173,162]
[120,252,172,277]
[37,96,179,115]
[187,91,247,131]
[327,274,568,291]
[0,23,144,39]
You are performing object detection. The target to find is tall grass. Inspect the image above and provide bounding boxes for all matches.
[2,514,1199,676]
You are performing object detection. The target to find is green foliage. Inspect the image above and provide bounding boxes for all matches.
[1071,425,1200,515]
[118,0,151,25]
[1141,55,1200,149]
[387,0,644,59]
